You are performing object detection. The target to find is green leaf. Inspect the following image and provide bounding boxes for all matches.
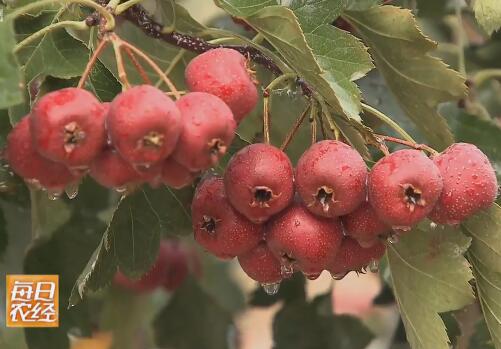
[346,0,381,11]
[387,224,474,349]
[85,59,121,102]
[218,1,373,121]
[463,205,501,348]
[289,0,347,32]
[462,205,501,274]
[70,186,193,305]
[0,20,24,109]
[273,294,373,349]
[215,0,278,16]
[468,252,501,349]
[24,28,89,84]
[474,0,501,35]
[106,192,161,278]
[346,6,466,150]
[153,278,234,349]
[470,317,496,349]
[0,209,7,260]
[156,0,207,34]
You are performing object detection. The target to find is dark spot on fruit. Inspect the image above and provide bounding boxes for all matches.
[201,215,217,234]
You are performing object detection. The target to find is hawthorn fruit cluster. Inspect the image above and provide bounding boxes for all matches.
[5,48,257,196]
[192,140,498,292]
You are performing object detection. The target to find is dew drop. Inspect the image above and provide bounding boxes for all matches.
[387,233,400,244]
[261,282,280,295]
[115,186,129,193]
[303,271,321,280]
[65,182,79,199]
[429,222,438,230]
[368,259,379,273]
[280,263,294,279]
[47,189,62,201]
[331,272,347,280]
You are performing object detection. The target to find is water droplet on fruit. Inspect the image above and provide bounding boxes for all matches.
[387,233,400,244]
[115,186,127,193]
[280,263,294,279]
[429,222,438,230]
[47,189,62,201]
[368,259,379,273]
[303,271,321,280]
[261,282,280,295]
[65,182,79,199]
[331,272,347,280]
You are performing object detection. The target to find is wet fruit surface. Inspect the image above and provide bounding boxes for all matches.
[266,202,344,278]
[429,143,498,225]
[185,48,258,123]
[161,157,196,189]
[107,85,182,166]
[342,202,390,247]
[328,237,386,277]
[6,116,78,190]
[238,241,282,284]
[172,92,236,171]
[296,140,368,217]
[90,148,142,189]
[31,87,107,168]
[224,143,294,224]
[368,149,443,229]
[191,176,262,259]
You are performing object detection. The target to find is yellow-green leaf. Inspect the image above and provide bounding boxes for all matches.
[474,0,501,35]
[346,6,466,150]
[387,224,474,349]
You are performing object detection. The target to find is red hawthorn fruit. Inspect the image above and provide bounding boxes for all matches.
[107,85,182,166]
[185,48,258,122]
[191,176,262,259]
[342,202,390,248]
[368,149,443,229]
[238,241,282,284]
[224,143,294,224]
[161,157,196,189]
[266,202,344,279]
[172,92,236,171]
[6,116,78,190]
[90,148,142,189]
[328,237,386,277]
[30,87,107,169]
[113,240,172,293]
[295,140,368,217]
[429,143,498,225]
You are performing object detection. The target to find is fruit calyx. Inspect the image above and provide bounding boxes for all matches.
[250,185,280,208]
[311,185,335,213]
[200,215,219,234]
[63,121,86,153]
[208,138,227,162]
[140,131,165,149]
[401,183,426,212]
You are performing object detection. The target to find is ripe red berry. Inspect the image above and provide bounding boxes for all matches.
[224,143,294,224]
[296,140,368,217]
[328,238,386,278]
[172,92,236,171]
[368,149,443,229]
[107,85,182,166]
[6,116,78,191]
[238,241,282,284]
[266,202,344,279]
[30,87,107,168]
[342,202,390,248]
[429,143,498,225]
[161,157,196,189]
[185,48,258,122]
[162,241,190,291]
[191,176,262,259]
[90,148,142,189]
[113,240,171,293]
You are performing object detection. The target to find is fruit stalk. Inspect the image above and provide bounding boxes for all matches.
[280,105,310,151]
[77,37,110,89]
